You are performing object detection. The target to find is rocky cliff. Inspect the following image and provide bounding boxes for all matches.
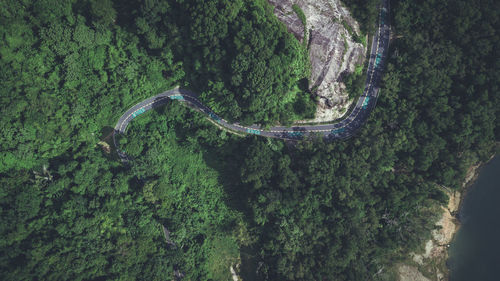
[268,0,367,121]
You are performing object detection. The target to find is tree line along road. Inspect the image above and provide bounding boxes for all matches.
[113,0,390,158]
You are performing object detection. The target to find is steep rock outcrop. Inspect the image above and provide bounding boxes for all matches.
[268,0,366,121]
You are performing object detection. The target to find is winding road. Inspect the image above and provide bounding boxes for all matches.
[113,0,390,154]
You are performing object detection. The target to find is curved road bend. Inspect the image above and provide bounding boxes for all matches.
[113,0,390,155]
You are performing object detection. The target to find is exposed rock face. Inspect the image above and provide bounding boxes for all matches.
[268,0,366,121]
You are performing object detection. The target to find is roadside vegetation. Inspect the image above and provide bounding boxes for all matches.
[344,63,366,99]
[341,0,380,34]
[341,19,365,45]
[292,3,308,47]
[1,0,499,281]
[153,0,314,126]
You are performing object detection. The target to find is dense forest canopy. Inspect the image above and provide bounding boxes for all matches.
[135,0,315,125]
[1,0,499,280]
[341,0,380,33]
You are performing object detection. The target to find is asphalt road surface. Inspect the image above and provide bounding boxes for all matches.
[113,0,390,155]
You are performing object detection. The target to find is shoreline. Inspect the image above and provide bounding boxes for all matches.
[454,153,497,221]
[398,151,497,281]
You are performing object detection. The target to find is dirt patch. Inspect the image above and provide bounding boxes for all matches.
[268,0,366,122]
[398,265,431,281]
[98,140,111,154]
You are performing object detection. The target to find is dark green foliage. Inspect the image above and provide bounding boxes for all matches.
[381,0,500,187]
[341,0,380,33]
[0,148,172,280]
[121,105,244,280]
[1,0,499,280]
[135,0,313,125]
[0,0,182,172]
[343,65,366,99]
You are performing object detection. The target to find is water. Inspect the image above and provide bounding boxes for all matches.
[448,156,500,281]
